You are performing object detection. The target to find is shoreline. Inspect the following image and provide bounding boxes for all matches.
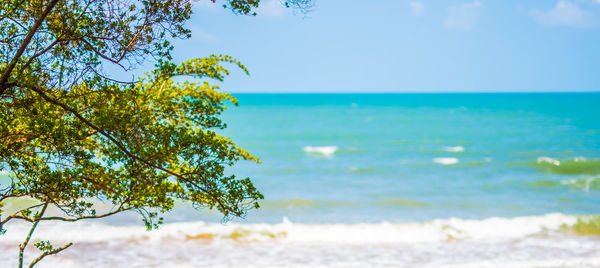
[1,213,599,267]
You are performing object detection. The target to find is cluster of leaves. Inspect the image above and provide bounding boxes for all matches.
[0,0,294,230]
[0,0,310,94]
[0,0,195,94]
[1,54,264,229]
[0,0,311,266]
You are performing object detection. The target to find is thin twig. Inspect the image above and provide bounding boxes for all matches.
[1,203,46,228]
[0,0,60,97]
[29,242,73,268]
[6,207,129,224]
[18,202,48,268]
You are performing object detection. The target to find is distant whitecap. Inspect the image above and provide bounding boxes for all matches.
[433,157,459,165]
[303,146,338,156]
[444,146,465,153]
[537,156,560,166]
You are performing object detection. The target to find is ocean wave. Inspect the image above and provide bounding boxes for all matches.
[259,199,355,210]
[259,198,320,209]
[533,156,600,175]
[528,176,600,192]
[443,146,465,153]
[0,214,580,245]
[562,215,600,235]
[259,198,432,210]
[302,146,338,157]
[561,177,600,192]
[374,198,428,208]
[3,214,599,267]
[433,157,459,165]
[348,166,379,174]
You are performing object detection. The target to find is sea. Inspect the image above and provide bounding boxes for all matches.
[1,93,600,267]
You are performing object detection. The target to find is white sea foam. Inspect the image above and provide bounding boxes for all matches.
[0,214,577,245]
[433,157,459,165]
[537,156,560,166]
[561,175,600,192]
[1,214,595,267]
[443,146,465,153]
[302,146,338,156]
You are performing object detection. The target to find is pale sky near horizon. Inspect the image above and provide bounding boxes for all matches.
[168,0,600,93]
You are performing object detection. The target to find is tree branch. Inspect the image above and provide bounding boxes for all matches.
[18,202,48,268]
[21,83,233,213]
[29,242,73,268]
[25,84,171,174]
[0,0,60,97]
[4,206,130,224]
[1,203,46,229]
[18,37,82,79]
[79,38,126,69]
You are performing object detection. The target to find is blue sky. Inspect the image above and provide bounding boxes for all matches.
[169,0,600,92]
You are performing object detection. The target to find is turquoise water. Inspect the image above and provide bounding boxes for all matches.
[207,93,600,223]
[2,93,598,224]
[3,93,600,267]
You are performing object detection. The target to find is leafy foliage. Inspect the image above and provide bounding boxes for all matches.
[0,0,313,266]
[2,55,263,226]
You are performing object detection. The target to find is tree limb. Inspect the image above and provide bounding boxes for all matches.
[21,83,233,213]
[18,37,82,79]
[0,0,60,97]
[18,202,48,268]
[0,203,46,229]
[29,242,73,268]
[4,207,130,224]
